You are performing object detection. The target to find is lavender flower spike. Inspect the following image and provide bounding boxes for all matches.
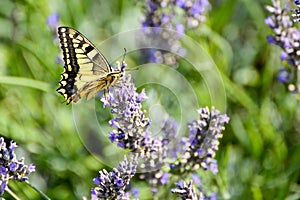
[170,107,229,174]
[0,137,35,195]
[265,0,300,93]
[140,0,210,65]
[171,180,202,200]
[292,0,300,22]
[91,154,138,200]
[101,74,151,155]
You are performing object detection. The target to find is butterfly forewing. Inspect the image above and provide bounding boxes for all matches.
[56,26,122,104]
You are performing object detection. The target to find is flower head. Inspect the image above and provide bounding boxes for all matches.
[292,0,300,22]
[265,0,300,93]
[170,107,229,174]
[140,0,210,66]
[171,179,217,200]
[171,180,202,200]
[102,74,151,153]
[138,118,178,191]
[91,155,138,200]
[0,137,35,195]
[46,13,60,34]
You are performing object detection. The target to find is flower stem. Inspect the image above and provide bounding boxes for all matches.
[5,187,21,200]
[25,181,51,200]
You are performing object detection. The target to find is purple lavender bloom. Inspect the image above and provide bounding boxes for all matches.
[96,62,229,198]
[123,187,140,199]
[55,55,64,65]
[191,3,203,16]
[91,155,137,199]
[46,13,59,33]
[171,180,202,199]
[293,0,300,22]
[0,181,6,195]
[176,23,185,36]
[136,88,148,102]
[265,0,300,93]
[140,0,210,66]
[160,172,169,184]
[9,141,17,152]
[208,159,218,174]
[115,178,124,187]
[210,192,217,200]
[280,51,288,60]
[0,166,7,175]
[170,107,229,174]
[277,67,290,83]
[175,0,186,8]
[93,176,102,185]
[191,174,201,184]
[27,164,35,174]
[101,74,152,153]
[266,35,276,44]
[9,162,17,171]
[0,137,35,196]
[265,16,275,28]
[131,187,139,197]
[109,132,117,143]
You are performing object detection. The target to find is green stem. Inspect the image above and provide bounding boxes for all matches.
[5,187,21,200]
[25,181,51,200]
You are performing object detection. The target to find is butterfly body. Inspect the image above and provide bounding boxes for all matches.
[56,26,124,104]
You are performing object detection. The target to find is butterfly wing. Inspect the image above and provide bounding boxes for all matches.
[56,26,112,104]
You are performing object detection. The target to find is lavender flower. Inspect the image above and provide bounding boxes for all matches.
[102,72,229,195]
[103,63,176,163]
[91,155,138,200]
[98,61,229,198]
[141,0,210,66]
[292,0,300,22]
[170,107,229,174]
[102,74,151,154]
[171,180,217,200]
[138,118,178,192]
[171,180,203,200]
[47,13,62,65]
[265,0,300,93]
[0,137,35,195]
[123,187,140,200]
[46,13,60,34]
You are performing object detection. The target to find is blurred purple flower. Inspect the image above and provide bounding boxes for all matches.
[46,13,59,33]
[140,0,210,66]
[266,35,276,44]
[160,172,169,184]
[191,174,201,184]
[277,67,290,83]
[265,0,300,93]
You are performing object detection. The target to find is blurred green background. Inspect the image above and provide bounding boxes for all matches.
[0,0,300,199]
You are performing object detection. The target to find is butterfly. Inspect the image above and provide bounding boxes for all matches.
[56,26,126,104]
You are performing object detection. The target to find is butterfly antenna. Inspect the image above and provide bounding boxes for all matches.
[126,67,140,71]
[121,48,127,72]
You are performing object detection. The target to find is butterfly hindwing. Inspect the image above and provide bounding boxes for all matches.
[56,26,121,104]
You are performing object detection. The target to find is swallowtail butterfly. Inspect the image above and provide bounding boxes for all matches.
[57,26,125,104]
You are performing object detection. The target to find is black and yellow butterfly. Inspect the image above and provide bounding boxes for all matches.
[56,26,125,104]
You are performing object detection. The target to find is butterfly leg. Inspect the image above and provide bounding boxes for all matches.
[104,88,111,103]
